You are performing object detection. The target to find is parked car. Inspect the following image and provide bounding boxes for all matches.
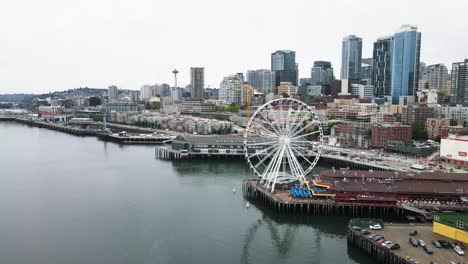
[431,240,442,248]
[453,245,465,256]
[369,224,382,230]
[418,240,425,247]
[381,241,392,247]
[384,242,394,249]
[409,229,417,236]
[422,245,433,254]
[360,229,370,235]
[429,261,438,264]
[351,226,362,231]
[454,241,466,249]
[372,235,384,242]
[409,237,419,247]
[390,243,400,250]
[368,234,377,239]
[376,238,386,244]
[438,240,450,248]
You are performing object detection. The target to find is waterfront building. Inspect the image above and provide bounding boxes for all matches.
[246,69,275,95]
[179,99,215,113]
[391,25,422,104]
[219,74,243,105]
[38,105,65,113]
[140,85,153,100]
[341,35,362,80]
[450,59,468,106]
[401,105,434,127]
[271,50,298,86]
[440,134,468,168]
[371,122,412,148]
[190,67,204,99]
[103,102,139,113]
[108,85,118,102]
[331,122,371,149]
[372,36,394,97]
[426,118,450,139]
[351,84,374,99]
[311,61,334,85]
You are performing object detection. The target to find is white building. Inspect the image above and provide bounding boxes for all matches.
[433,105,468,123]
[140,85,154,100]
[219,74,243,105]
[38,105,64,113]
[440,134,468,167]
[351,84,374,99]
[108,85,118,102]
[416,89,438,104]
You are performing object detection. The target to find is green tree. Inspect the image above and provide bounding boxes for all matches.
[411,122,428,140]
[281,92,289,98]
[225,103,240,113]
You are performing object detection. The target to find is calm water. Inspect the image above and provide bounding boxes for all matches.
[0,122,373,264]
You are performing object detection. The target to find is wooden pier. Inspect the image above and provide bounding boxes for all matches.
[15,118,100,136]
[242,179,409,218]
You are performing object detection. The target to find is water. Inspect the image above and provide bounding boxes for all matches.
[0,122,374,264]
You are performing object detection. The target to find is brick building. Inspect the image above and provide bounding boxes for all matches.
[425,118,450,139]
[331,122,371,148]
[371,122,412,148]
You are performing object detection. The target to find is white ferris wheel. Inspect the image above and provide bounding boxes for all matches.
[243,98,324,192]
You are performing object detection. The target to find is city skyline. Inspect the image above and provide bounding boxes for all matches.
[1,0,468,94]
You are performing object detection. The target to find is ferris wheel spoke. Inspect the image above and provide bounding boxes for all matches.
[258,110,281,136]
[254,144,282,169]
[286,146,306,180]
[291,143,321,157]
[288,111,312,137]
[247,142,280,159]
[290,146,314,167]
[290,120,318,138]
[251,120,279,138]
[291,130,320,141]
[260,143,283,184]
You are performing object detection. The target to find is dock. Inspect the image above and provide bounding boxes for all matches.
[348,220,467,264]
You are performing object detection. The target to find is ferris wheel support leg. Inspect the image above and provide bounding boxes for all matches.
[269,145,286,192]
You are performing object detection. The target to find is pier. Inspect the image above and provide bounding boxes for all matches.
[15,118,101,136]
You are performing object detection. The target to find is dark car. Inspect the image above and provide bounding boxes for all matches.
[423,245,433,254]
[438,240,451,248]
[373,235,383,242]
[432,240,442,248]
[360,229,370,235]
[368,234,377,239]
[430,262,438,264]
[409,229,417,236]
[391,243,400,250]
[409,237,419,247]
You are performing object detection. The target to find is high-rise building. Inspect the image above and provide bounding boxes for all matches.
[159,84,171,98]
[351,84,374,99]
[422,64,449,90]
[311,61,334,85]
[340,35,362,80]
[246,69,276,95]
[450,59,468,106]
[108,85,118,102]
[372,36,394,97]
[140,85,153,100]
[361,62,373,85]
[190,67,204,99]
[129,90,140,103]
[391,25,422,104]
[219,74,244,105]
[271,50,298,86]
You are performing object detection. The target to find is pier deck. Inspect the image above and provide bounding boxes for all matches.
[349,223,466,264]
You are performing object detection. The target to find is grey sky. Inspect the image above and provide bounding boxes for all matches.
[1,0,468,94]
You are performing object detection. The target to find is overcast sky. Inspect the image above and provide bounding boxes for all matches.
[1,0,468,94]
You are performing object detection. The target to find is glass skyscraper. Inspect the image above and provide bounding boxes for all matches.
[372,36,394,96]
[340,35,362,80]
[390,25,421,104]
[271,50,298,87]
[246,69,276,95]
[311,61,334,85]
[450,59,468,106]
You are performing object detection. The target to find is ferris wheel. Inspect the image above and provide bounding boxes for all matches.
[243,98,324,192]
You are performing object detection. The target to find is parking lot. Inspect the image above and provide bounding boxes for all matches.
[371,223,466,263]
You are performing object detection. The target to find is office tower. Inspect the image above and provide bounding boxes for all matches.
[372,36,394,97]
[190,67,204,99]
[450,59,468,106]
[271,50,298,86]
[246,69,276,95]
[108,85,118,102]
[129,90,140,103]
[311,61,334,85]
[340,35,362,80]
[159,83,171,98]
[423,64,449,90]
[140,85,153,100]
[390,25,421,104]
[361,60,373,85]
